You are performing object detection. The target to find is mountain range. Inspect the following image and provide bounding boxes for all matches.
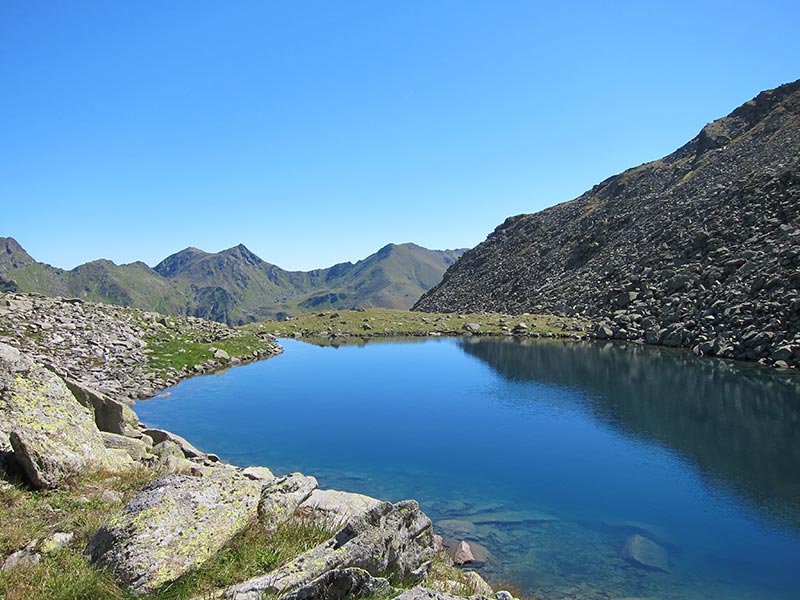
[0,239,464,325]
[416,80,800,365]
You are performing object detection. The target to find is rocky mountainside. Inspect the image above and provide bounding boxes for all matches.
[416,80,800,368]
[0,238,465,325]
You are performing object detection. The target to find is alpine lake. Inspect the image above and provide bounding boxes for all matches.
[135,337,800,600]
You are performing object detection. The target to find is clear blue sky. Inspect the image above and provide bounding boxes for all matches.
[2,1,798,271]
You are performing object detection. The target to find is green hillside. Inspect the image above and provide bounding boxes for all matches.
[0,237,464,324]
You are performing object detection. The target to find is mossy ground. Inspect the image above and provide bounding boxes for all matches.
[251,308,588,340]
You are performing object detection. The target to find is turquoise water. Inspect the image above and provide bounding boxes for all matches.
[135,337,800,599]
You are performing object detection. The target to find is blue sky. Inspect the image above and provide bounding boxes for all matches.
[2,1,798,271]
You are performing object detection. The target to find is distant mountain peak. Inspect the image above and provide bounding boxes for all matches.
[0,237,36,269]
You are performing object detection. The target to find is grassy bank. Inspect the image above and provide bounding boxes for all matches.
[250,308,589,340]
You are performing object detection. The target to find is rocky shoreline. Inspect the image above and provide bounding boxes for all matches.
[0,293,510,600]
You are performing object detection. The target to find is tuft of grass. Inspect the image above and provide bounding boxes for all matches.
[426,551,486,597]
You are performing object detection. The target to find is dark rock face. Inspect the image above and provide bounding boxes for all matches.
[415,80,800,368]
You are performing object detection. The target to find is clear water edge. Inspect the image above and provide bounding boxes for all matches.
[134,337,800,600]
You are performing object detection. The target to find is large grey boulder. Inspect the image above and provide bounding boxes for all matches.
[258,472,318,531]
[0,343,132,488]
[297,489,382,528]
[87,471,262,594]
[224,500,434,599]
[64,379,141,437]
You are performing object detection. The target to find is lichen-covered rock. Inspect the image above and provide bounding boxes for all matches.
[87,471,262,594]
[281,566,392,600]
[224,500,434,599]
[461,571,493,596]
[393,587,490,600]
[258,472,318,531]
[101,432,153,463]
[297,489,382,528]
[0,343,132,488]
[242,465,275,481]
[65,379,141,437]
[143,428,205,459]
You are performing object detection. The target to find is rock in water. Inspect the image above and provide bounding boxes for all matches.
[87,472,261,594]
[0,343,132,488]
[450,540,476,565]
[622,534,669,572]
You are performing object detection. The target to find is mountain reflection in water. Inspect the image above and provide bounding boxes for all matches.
[458,337,800,532]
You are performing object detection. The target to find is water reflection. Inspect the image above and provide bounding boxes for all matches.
[458,337,800,531]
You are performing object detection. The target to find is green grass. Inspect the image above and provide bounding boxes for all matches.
[0,469,153,600]
[251,308,587,341]
[151,517,336,600]
[143,331,273,375]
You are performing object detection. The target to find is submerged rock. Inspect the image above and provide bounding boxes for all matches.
[622,534,669,572]
[87,471,262,594]
[450,540,475,565]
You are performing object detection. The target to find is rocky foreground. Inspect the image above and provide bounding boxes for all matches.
[415,80,800,370]
[0,293,509,600]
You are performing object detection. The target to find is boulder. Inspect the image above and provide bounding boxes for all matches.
[101,432,152,463]
[621,534,669,572]
[450,540,475,565]
[462,571,493,596]
[258,473,318,531]
[0,344,132,488]
[152,439,184,461]
[241,466,275,481]
[64,379,140,437]
[394,587,486,600]
[142,428,205,459]
[281,566,392,600]
[297,489,383,528]
[87,472,261,594]
[224,500,434,599]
